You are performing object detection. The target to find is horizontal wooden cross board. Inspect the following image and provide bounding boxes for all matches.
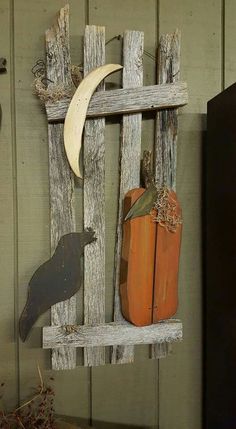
[43,320,182,349]
[46,82,188,122]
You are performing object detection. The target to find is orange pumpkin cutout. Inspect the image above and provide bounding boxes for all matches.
[120,188,182,326]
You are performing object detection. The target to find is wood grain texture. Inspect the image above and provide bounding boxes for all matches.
[83,25,106,367]
[112,30,144,364]
[88,3,159,427]
[46,4,77,370]
[46,81,188,122]
[154,30,180,190]
[43,320,182,348]
[152,30,181,360]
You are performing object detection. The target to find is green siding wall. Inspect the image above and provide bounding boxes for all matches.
[0,0,228,427]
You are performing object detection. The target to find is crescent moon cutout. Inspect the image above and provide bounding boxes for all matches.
[64,63,123,178]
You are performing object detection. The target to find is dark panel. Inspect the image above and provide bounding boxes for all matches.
[206,82,236,428]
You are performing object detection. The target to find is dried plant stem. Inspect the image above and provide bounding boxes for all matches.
[13,364,44,414]
[153,187,182,232]
[17,415,26,429]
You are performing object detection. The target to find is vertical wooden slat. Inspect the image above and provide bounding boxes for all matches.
[152,30,180,360]
[154,30,180,190]
[83,25,106,367]
[46,4,77,370]
[88,2,159,427]
[112,30,144,364]
[15,0,91,420]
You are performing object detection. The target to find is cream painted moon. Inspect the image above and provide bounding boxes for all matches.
[64,63,123,178]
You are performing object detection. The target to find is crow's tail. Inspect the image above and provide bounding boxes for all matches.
[19,300,38,342]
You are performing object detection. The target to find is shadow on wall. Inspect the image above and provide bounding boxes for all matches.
[58,415,153,429]
[92,422,152,429]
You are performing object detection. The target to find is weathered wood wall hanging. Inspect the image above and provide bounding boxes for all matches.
[22,4,188,370]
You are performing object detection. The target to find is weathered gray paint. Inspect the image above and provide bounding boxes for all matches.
[83,24,106,367]
[46,3,77,371]
[112,30,144,365]
[46,82,188,122]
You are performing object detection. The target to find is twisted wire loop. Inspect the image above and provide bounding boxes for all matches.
[31,37,155,104]
[31,58,77,103]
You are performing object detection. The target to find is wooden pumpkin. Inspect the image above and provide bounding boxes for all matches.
[120,188,182,326]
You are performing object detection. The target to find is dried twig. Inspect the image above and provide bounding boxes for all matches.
[14,363,44,413]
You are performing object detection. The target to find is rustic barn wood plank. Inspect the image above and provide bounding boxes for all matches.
[88,4,159,426]
[46,4,77,370]
[43,319,182,348]
[46,82,188,122]
[154,30,180,190]
[15,0,89,418]
[112,30,144,364]
[83,25,106,366]
[152,30,181,360]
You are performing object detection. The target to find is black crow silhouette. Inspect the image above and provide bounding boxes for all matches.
[19,229,96,342]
